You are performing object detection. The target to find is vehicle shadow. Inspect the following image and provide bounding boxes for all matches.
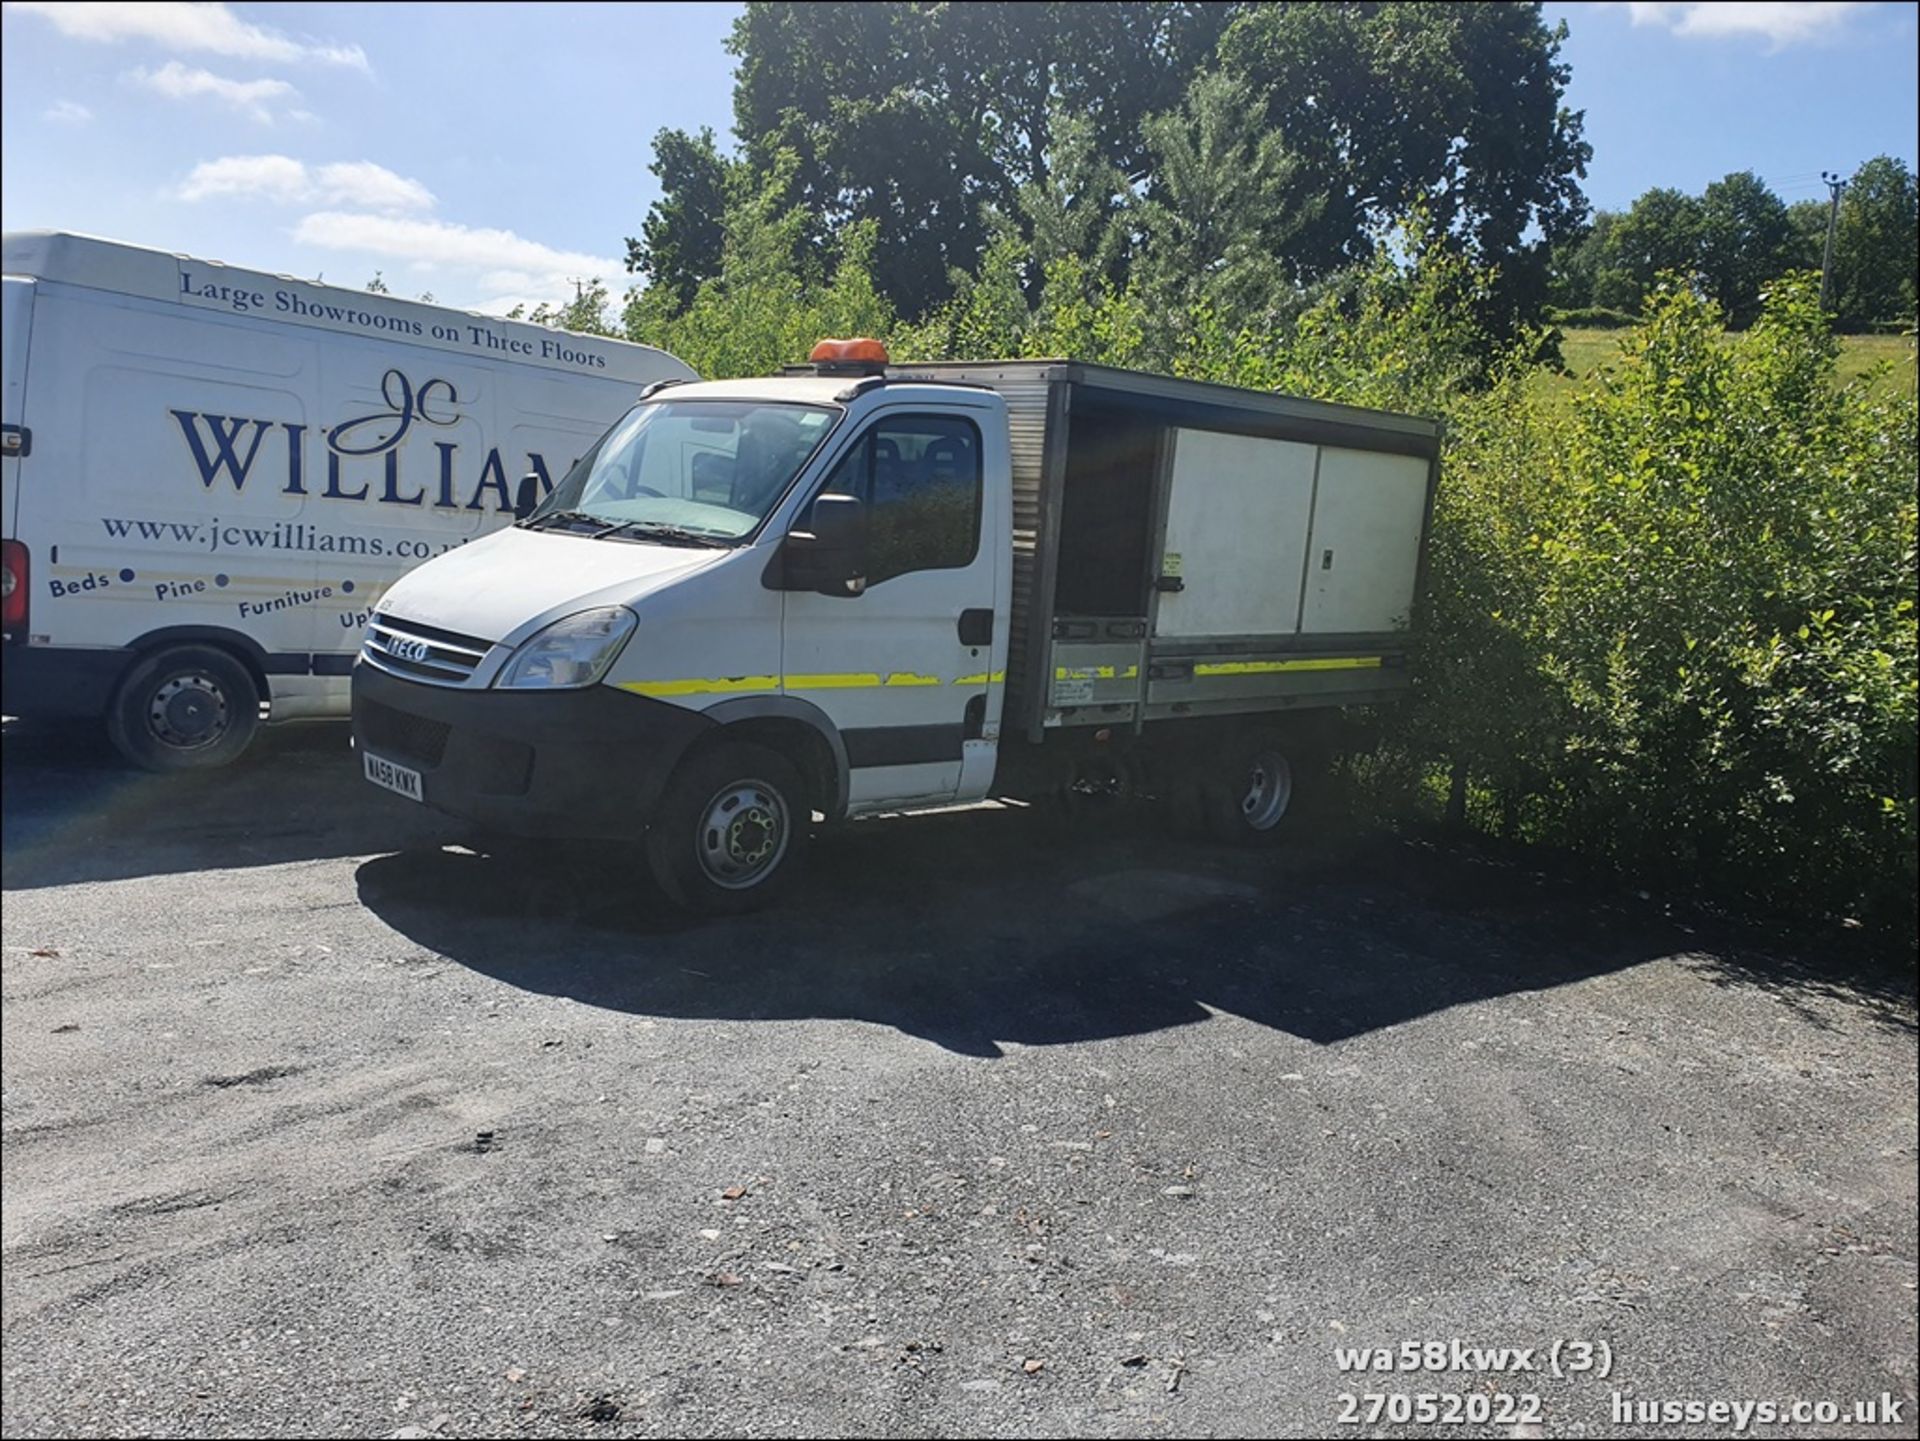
[353,802,1689,1055]
[1,719,460,891]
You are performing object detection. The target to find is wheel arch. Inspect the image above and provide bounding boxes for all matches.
[123,624,281,699]
[698,695,849,820]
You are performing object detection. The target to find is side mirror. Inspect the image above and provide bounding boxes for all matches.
[782,493,867,596]
[512,472,543,521]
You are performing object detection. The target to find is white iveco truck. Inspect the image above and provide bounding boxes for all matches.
[0,231,692,768]
[352,339,1440,912]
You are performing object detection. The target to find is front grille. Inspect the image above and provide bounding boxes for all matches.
[357,698,452,767]
[361,612,493,686]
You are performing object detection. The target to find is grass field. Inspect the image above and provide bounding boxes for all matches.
[1545,326,1918,401]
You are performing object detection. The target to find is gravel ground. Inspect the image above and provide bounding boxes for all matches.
[3,721,1916,1440]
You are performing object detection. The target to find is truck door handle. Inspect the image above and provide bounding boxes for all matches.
[958,608,993,646]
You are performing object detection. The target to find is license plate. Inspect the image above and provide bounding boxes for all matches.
[362,749,423,803]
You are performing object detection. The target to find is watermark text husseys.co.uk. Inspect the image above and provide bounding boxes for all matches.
[1612,1391,1906,1432]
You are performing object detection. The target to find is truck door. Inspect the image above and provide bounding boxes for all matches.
[782,407,997,812]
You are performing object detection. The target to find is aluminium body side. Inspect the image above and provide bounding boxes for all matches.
[890,359,1443,742]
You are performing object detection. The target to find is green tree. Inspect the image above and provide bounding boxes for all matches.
[518,280,620,337]
[1133,70,1318,340]
[1590,187,1701,313]
[1005,104,1132,293]
[1832,155,1919,328]
[624,152,899,379]
[1217,1,1590,334]
[1786,196,1830,280]
[716,1,1234,317]
[625,127,733,317]
[1697,170,1794,328]
[1546,209,1617,310]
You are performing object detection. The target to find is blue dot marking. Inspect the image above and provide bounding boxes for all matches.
[118,568,135,583]
[215,574,229,588]
[342,580,355,594]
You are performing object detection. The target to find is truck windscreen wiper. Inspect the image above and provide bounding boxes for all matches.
[517,508,604,532]
[595,520,733,548]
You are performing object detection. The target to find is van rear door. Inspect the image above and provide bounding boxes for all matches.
[2,275,32,536]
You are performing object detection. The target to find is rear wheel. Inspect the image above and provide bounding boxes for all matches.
[105,645,261,771]
[1194,735,1301,846]
[645,741,806,915]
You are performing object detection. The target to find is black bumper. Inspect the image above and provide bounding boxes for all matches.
[351,662,713,839]
[1,644,132,720]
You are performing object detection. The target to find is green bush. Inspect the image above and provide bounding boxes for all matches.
[1543,304,1639,328]
[1419,276,1917,937]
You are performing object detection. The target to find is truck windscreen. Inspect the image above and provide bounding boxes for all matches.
[529,400,839,543]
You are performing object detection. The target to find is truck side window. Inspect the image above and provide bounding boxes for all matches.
[821,414,982,586]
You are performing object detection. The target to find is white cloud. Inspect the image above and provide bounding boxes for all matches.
[178,153,310,203]
[43,98,92,123]
[1623,2,1864,47]
[292,212,625,305]
[479,269,541,295]
[172,151,623,311]
[132,60,297,122]
[4,1,368,69]
[312,161,436,215]
[177,155,434,212]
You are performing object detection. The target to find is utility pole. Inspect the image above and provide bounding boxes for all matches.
[1819,170,1849,312]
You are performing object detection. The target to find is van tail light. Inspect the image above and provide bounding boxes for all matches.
[1,540,27,635]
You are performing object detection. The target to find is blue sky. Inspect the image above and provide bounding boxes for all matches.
[2,2,1915,315]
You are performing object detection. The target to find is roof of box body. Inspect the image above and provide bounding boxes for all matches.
[892,358,1443,443]
[0,230,694,387]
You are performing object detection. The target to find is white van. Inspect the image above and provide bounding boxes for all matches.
[353,342,1440,913]
[0,231,693,768]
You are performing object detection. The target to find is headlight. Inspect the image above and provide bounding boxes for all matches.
[494,607,637,690]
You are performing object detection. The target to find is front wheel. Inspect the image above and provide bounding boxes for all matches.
[645,741,807,915]
[105,645,261,771]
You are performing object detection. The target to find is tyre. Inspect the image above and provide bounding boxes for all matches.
[645,740,807,915]
[105,644,261,771]
[1196,734,1299,846]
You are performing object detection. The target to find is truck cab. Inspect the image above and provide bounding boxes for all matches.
[354,341,1439,913]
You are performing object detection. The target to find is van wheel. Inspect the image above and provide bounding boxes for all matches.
[646,741,806,915]
[106,645,261,771]
[1197,736,1298,846]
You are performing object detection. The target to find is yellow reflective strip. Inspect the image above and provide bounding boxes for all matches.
[1192,656,1383,677]
[1054,664,1139,681]
[619,675,777,697]
[624,665,1018,697]
[784,672,884,689]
